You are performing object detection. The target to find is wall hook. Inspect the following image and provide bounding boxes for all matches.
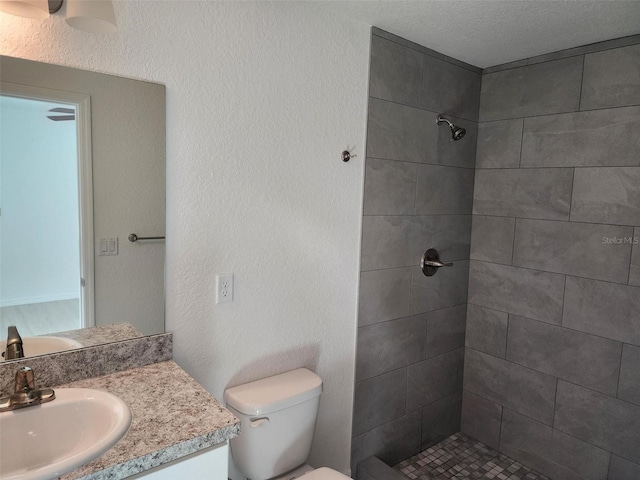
[342,150,357,162]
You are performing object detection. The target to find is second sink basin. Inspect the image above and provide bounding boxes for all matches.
[0,388,132,480]
[0,336,83,360]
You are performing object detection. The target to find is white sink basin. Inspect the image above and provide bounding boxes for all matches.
[0,336,83,360]
[0,388,132,480]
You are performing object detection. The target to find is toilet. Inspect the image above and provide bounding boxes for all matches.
[224,368,351,480]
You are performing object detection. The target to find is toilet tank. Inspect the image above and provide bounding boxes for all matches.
[224,368,323,480]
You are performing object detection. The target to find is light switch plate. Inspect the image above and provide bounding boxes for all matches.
[98,237,118,256]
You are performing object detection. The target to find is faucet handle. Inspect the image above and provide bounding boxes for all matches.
[15,366,36,393]
[1,366,55,411]
[5,325,24,360]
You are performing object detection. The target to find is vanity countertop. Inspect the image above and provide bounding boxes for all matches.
[57,360,240,480]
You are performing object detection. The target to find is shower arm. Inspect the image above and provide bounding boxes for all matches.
[436,115,454,128]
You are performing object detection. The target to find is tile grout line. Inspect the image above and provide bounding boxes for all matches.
[615,344,624,399]
[626,229,635,285]
[504,314,510,360]
[551,377,559,429]
[510,217,517,266]
[518,117,525,168]
[577,54,586,111]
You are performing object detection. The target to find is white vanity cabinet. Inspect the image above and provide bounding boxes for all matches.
[127,441,228,479]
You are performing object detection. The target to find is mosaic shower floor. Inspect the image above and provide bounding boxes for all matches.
[394,433,551,480]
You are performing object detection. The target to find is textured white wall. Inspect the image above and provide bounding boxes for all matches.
[0,1,370,474]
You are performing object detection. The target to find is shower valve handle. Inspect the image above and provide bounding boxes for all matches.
[421,248,453,277]
[422,260,454,268]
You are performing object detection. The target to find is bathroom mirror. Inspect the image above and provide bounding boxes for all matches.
[0,55,165,357]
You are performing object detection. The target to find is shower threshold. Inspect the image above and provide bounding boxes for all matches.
[394,432,551,480]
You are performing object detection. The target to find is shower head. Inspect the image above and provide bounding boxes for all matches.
[436,115,466,141]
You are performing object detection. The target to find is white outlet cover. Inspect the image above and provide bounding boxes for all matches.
[216,273,234,304]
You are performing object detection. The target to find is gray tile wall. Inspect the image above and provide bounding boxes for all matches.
[463,38,640,480]
[353,29,480,474]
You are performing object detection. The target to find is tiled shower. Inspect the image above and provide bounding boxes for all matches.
[353,28,640,480]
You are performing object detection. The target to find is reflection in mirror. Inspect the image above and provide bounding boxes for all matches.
[0,324,145,362]
[0,55,166,353]
[1,89,93,336]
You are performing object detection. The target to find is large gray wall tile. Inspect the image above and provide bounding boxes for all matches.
[420,53,481,121]
[470,215,515,265]
[500,409,610,480]
[356,314,426,381]
[581,44,640,110]
[619,344,640,406]
[353,368,407,435]
[513,219,633,283]
[630,228,640,286]
[361,215,472,273]
[506,315,622,395]
[441,54,482,74]
[372,28,444,62]
[480,56,583,121]
[473,168,573,220]
[355,455,408,480]
[461,390,502,449]
[358,268,412,327]
[369,35,423,107]
[363,158,417,216]
[361,216,431,271]
[426,304,467,358]
[571,167,640,225]
[411,262,469,314]
[351,411,422,471]
[421,391,463,449]
[483,58,529,75]
[476,119,523,169]
[436,116,478,169]
[609,456,640,480]
[468,261,565,324]
[416,165,475,215]
[555,380,640,464]
[524,35,640,68]
[431,215,472,262]
[366,97,436,163]
[463,348,556,425]
[407,348,464,411]
[356,29,481,470]
[521,107,640,167]
[465,304,508,358]
[563,276,640,345]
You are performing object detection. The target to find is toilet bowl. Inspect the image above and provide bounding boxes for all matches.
[224,368,351,480]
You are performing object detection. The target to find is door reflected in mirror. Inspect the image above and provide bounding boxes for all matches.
[1,91,94,336]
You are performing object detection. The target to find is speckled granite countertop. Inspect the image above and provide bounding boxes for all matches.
[57,360,240,480]
[54,324,144,348]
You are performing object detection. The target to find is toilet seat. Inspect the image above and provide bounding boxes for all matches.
[298,467,351,480]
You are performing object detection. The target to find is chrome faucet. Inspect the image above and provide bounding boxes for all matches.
[0,366,55,412]
[4,325,24,360]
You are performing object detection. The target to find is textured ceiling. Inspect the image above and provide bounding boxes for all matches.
[316,1,640,68]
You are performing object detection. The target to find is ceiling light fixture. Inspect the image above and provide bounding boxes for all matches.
[0,0,116,33]
[65,0,115,33]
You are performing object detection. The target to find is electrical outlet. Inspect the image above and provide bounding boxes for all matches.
[216,273,234,304]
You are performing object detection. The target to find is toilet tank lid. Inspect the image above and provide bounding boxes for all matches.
[224,368,322,415]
